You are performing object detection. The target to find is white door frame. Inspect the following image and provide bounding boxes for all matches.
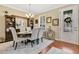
[38,15,46,30]
[59,5,79,45]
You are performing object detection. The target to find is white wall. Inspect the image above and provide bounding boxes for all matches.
[59,5,79,45]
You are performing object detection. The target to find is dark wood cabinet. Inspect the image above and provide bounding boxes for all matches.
[27,18,34,30]
[5,15,34,42]
[27,18,30,27]
[5,15,15,42]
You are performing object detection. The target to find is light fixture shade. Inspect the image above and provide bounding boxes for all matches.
[26,4,34,18]
[25,14,29,18]
[31,14,34,17]
[26,13,34,18]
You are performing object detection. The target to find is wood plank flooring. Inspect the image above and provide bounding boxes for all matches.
[39,40,79,54]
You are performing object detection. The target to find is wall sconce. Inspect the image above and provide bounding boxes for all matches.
[4,11,8,15]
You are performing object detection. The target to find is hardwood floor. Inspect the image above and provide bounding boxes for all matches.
[39,40,79,54]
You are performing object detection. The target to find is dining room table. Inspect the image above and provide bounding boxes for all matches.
[17,31,32,37]
[17,31,32,44]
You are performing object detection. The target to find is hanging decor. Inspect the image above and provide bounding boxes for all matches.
[25,4,34,30]
[63,10,73,32]
[26,4,34,18]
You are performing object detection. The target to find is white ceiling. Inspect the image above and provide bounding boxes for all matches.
[3,4,67,15]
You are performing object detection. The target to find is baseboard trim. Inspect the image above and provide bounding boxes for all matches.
[55,39,79,46]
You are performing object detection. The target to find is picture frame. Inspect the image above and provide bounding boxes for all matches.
[46,17,52,23]
[52,18,59,26]
[35,19,38,24]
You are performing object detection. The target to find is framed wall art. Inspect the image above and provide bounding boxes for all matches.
[46,17,52,23]
[52,18,59,26]
[35,19,38,24]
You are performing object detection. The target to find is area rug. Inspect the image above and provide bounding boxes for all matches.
[0,39,53,54]
[47,47,73,54]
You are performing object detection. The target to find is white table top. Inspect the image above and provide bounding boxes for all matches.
[17,31,32,34]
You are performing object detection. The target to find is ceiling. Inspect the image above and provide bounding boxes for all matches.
[3,4,67,15]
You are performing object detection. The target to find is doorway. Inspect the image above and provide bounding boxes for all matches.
[39,16,45,30]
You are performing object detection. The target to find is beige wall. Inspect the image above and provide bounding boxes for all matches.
[0,15,5,39]
[34,8,60,39]
[0,5,26,40]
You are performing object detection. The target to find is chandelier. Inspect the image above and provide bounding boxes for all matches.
[26,4,34,18]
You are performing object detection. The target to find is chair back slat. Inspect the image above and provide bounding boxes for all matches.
[38,28,44,39]
[31,28,39,40]
[9,27,17,41]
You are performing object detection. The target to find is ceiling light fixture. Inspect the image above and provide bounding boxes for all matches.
[26,4,34,18]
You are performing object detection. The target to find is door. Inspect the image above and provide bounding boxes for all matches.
[39,16,45,30]
[59,5,78,45]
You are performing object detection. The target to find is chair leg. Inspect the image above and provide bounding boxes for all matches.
[21,41,24,43]
[36,39,39,45]
[31,41,33,47]
[25,40,27,45]
[15,42,17,50]
[41,38,43,42]
[33,40,35,44]
[12,41,15,47]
